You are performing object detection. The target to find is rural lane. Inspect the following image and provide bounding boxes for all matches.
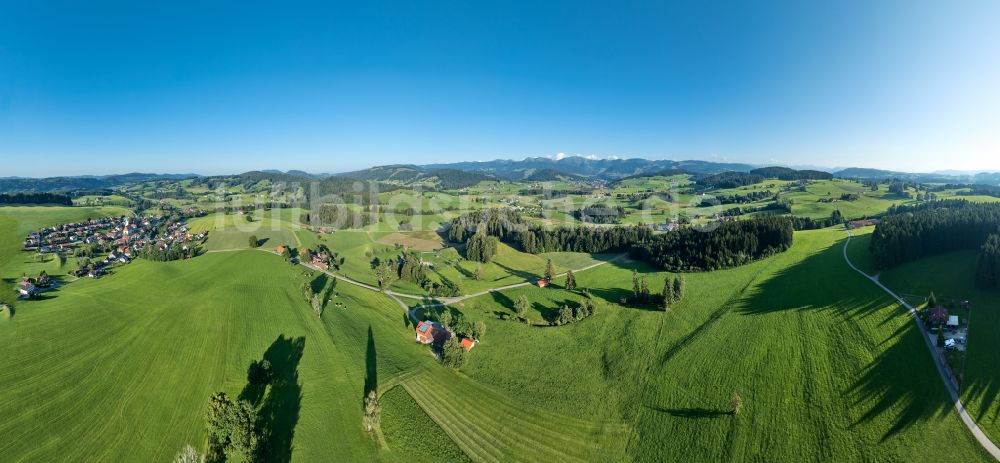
[842,232,1000,461]
[300,252,628,314]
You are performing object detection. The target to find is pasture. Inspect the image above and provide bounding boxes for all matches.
[873,247,1000,445]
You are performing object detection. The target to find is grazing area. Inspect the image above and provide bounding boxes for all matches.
[864,245,1000,446]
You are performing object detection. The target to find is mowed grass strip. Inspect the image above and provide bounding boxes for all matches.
[402,370,628,463]
[380,385,472,462]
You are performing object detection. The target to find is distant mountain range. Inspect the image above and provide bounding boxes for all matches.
[3,157,1000,193]
[421,156,756,180]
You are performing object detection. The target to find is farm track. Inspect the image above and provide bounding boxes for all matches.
[843,232,1000,461]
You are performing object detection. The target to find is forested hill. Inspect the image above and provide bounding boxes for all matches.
[749,166,833,180]
[0,192,73,205]
[0,173,198,193]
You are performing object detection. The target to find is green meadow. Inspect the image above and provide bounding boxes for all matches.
[0,204,994,462]
[854,236,1000,446]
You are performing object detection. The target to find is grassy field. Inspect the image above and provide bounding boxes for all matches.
[187,213,305,251]
[0,250,427,461]
[424,228,990,461]
[1,203,994,462]
[868,244,1000,446]
[379,386,472,462]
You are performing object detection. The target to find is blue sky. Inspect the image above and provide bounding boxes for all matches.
[1,0,998,176]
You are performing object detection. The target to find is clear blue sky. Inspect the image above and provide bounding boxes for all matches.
[1,0,998,176]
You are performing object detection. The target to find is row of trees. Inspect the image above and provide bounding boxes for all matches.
[976,233,1000,288]
[629,216,794,272]
[870,200,1000,269]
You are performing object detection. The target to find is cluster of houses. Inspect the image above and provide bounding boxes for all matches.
[414,320,477,351]
[23,214,208,278]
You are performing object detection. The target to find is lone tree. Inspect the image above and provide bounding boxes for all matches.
[640,277,650,303]
[544,259,554,281]
[474,263,482,281]
[363,390,381,432]
[565,269,576,290]
[928,291,938,308]
[662,278,674,311]
[248,235,258,248]
[514,295,529,320]
[374,261,395,290]
[673,275,685,303]
[632,270,641,300]
[204,392,262,462]
[731,392,743,415]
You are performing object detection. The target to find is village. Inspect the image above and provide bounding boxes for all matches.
[16,213,208,299]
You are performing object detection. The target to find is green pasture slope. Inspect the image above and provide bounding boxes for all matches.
[0,204,993,462]
[0,250,425,461]
[429,228,990,461]
[862,239,1000,447]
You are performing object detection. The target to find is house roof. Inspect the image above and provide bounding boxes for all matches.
[948,315,959,326]
[460,337,476,351]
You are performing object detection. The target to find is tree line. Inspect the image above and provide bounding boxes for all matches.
[629,216,793,272]
[870,200,1000,269]
[448,208,793,272]
[0,192,73,205]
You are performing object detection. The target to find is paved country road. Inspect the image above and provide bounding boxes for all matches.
[843,232,1000,461]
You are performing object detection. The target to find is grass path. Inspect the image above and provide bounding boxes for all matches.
[843,232,1000,461]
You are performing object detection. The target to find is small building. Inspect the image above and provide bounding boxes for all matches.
[537,279,549,288]
[947,315,960,328]
[460,337,477,352]
[17,282,37,298]
[415,320,451,345]
[275,245,287,253]
[929,306,949,326]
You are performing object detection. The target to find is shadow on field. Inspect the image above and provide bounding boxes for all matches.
[647,406,731,419]
[365,326,377,396]
[737,236,956,441]
[240,335,304,463]
[494,261,539,282]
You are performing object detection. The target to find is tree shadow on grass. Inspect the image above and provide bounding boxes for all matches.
[493,261,540,282]
[646,406,731,419]
[365,326,377,396]
[239,335,304,463]
[736,235,956,441]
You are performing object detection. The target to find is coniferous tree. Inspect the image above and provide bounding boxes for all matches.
[565,270,576,290]
[673,275,685,302]
[544,259,554,281]
[662,278,673,311]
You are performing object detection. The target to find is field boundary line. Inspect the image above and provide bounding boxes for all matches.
[843,232,1000,461]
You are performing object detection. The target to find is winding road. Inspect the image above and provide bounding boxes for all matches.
[302,253,628,314]
[843,232,1000,461]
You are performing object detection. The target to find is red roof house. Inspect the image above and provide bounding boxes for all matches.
[415,320,452,345]
[460,337,477,351]
[537,279,549,288]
